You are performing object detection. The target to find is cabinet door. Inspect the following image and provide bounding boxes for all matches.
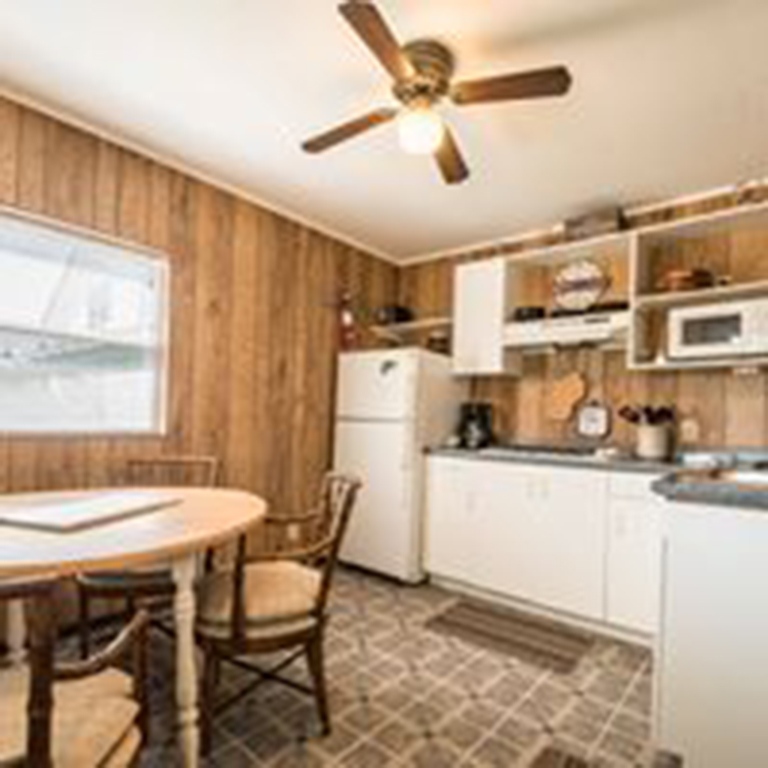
[468,461,535,595]
[659,504,768,767]
[460,462,607,621]
[606,497,662,634]
[424,458,472,581]
[453,259,518,376]
[525,465,608,620]
[425,458,533,593]
[335,421,413,580]
[427,460,610,622]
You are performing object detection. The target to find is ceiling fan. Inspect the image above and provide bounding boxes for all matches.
[302,0,573,185]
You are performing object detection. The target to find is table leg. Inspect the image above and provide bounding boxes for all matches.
[172,554,200,768]
[6,599,26,665]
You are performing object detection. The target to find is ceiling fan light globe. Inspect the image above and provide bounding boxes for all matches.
[397,107,445,155]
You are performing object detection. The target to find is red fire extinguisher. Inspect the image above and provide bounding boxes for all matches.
[338,291,359,350]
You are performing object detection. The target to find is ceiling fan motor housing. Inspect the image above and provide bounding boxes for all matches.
[393,39,456,107]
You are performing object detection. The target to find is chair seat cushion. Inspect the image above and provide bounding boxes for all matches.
[103,726,141,768]
[197,561,321,637]
[0,665,139,768]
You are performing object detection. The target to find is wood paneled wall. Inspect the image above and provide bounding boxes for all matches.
[399,188,768,450]
[1,92,766,507]
[0,97,397,512]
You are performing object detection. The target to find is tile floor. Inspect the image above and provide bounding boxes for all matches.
[140,568,655,767]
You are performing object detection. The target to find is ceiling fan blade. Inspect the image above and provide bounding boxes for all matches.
[436,127,470,185]
[339,1,414,81]
[451,66,572,105]
[302,109,397,154]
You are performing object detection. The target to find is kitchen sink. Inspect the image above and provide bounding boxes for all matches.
[716,469,768,486]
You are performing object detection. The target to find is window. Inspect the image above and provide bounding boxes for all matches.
[0,211,168,434]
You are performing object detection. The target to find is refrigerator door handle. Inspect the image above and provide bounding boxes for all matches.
[380,360,399,376]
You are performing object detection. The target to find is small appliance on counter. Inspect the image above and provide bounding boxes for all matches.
[456,402,496,450]
[619,404,676,461]
[512,306,546,323]
[373,304,414,326]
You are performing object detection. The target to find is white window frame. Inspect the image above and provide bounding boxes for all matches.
[0,205,170,437]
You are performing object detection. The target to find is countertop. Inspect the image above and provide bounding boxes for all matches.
[652,472,768,512]
[427,446,677,475]
[429,446,768,510]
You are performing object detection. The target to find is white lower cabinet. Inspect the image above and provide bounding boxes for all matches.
[425,456,662,635]
[424,458,476,584]
[658,503,768,767]
[524,464,607,621]
[606,475,664,634]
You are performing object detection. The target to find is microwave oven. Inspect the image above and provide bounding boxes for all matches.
[668,298,768,360]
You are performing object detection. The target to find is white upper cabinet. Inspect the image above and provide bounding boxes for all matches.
[452,259,520,377]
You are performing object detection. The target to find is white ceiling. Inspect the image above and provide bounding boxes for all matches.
[1,0,767,262]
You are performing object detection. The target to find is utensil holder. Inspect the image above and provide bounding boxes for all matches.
[636,424,672,461]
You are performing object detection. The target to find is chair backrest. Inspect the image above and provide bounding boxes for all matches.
[229,473,361,641]
[313,474,362,611]
[0,579,148,768]
[125,455,220,488]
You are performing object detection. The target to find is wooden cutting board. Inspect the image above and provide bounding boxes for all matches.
[547,372,586,422]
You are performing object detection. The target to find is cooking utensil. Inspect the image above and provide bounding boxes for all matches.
[512,306,546,322]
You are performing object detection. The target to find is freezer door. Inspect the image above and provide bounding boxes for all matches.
[336,351,417,421]
[334,420,421,582]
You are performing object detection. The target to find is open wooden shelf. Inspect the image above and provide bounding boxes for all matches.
[370,316,452,342]
[630,357,768,373]
[634,279,768,310]
[626,202,768,371]
[450,199,768,374]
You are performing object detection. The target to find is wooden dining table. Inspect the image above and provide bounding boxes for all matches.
[0,486,266,768]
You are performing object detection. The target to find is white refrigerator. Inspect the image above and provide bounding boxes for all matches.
[333,348,465,583]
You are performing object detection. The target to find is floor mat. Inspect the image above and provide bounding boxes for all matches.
[426,598,595,674]
[531,746,591,767]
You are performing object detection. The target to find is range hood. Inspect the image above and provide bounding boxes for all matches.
[504,311,630,350]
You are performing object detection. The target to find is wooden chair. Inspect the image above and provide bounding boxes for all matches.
[195,473,361,755]
[0,578,149,768]
[77,455,220,657]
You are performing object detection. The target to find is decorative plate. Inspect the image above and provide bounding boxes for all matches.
[553,259,610,312]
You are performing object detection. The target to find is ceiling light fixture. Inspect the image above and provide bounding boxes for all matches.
[397,104,445,156]
[302,2,573,184]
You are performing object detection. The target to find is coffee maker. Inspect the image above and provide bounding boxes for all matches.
[456,402,495,450]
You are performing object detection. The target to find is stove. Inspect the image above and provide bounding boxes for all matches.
[480,443,599,459]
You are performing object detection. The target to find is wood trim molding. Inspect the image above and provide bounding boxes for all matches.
[0,82,398,266]
[400,179,768,266]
